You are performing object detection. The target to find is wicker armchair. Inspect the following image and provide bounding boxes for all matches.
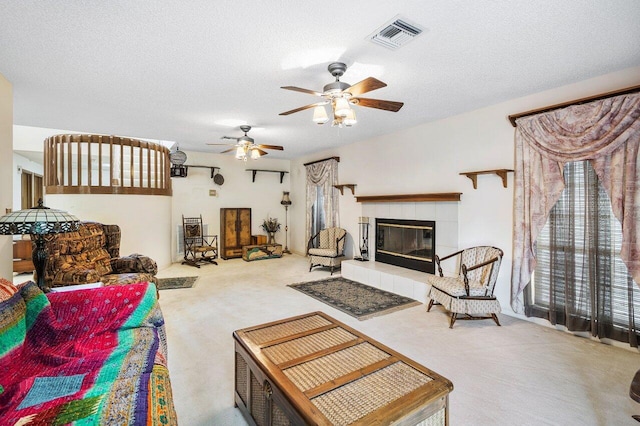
[426,246,503,328]
[307,227,347,275]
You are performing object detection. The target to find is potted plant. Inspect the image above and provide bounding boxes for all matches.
[261,218,281,244]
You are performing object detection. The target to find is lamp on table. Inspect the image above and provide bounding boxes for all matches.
[0,199,79,292]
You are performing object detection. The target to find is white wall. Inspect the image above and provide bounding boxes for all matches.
[290,65,640,318]
[0,74,13,279]
[171,151,291,262]
[46,194,173,268]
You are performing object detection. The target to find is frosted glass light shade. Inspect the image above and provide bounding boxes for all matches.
[312,106,329,124]
[334,98,351,117]
[235,146,245,159]
[343,108,357,126]
[251,148,260,159]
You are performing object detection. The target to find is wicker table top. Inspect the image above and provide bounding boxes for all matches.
[233,311,453,425]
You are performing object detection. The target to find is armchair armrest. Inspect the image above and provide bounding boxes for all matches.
[335,232,347,256]
[111,253,158,275]
[307,231,320,255]
[461,256,500,296]
[201,234,218,248]
[434,250,464,277]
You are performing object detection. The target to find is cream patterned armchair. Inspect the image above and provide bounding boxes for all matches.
[307,227,347,275]
[426,246,503,328]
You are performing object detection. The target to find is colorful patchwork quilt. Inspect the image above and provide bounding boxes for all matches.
[0,281,177,425]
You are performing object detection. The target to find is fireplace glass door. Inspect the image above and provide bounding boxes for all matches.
[375,219,435,273]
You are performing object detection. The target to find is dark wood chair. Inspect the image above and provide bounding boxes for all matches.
[182,215,218,268]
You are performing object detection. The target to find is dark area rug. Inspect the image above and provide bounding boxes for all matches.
[288,277,421,320]
[156,276,198,290]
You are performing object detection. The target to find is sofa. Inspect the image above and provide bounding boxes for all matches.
[37,221,157,289]
[0,278,177,425]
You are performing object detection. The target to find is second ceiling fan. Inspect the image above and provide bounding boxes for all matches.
[207,125,283,161]
[279,62,404,127]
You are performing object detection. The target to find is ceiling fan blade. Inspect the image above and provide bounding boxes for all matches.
[279,102,327,116]
[254,148,268,156]
[206,142,235,146]
[256,144,284,151]
[221,136,240,141]
[347,77,387,97]
[353,97,404,112]
[281,86,323,97]
[220,148,236,154]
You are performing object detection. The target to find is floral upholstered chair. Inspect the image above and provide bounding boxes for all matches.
[426,246,503,328]
[307,227,347,275]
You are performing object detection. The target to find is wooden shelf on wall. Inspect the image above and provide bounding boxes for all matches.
[355,193,462,203]
[459,169,514,189]
[334,184,356,195]
[246,169,289,183]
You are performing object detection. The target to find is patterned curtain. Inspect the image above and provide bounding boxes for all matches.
[305,159,339,246]
[511,92,640,313]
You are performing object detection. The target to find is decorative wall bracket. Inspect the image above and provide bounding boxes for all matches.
[334,184,356,195]
[459,169,514,189]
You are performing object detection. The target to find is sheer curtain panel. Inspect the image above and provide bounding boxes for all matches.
[530,161,640,346]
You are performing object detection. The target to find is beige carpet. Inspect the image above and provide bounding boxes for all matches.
[153,255,639,425]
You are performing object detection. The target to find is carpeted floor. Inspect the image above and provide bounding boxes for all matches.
[288,277,421,320]
[156,276,198,290]
[150,256,640,425]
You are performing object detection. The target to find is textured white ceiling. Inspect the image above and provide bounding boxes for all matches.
[1,1,639,159]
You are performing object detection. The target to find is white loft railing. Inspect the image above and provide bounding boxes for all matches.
[44,134,172,196]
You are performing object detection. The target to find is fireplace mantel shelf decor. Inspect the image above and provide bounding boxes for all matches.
[355,192,461,203]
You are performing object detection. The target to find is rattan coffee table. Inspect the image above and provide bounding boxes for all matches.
[233,311,453,425]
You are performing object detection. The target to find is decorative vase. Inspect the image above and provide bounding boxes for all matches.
[268,232,276,244]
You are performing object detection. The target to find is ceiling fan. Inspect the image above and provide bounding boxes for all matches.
[207,125,283,161]
[279,62,404,127]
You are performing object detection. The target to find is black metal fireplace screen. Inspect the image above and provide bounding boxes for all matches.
[375,218,436,273]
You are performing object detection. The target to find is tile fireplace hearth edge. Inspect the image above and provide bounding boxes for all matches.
[342,260,435,304]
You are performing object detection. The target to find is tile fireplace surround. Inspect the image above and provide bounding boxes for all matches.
[345,200,460,303]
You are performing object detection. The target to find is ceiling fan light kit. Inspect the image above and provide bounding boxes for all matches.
[280,61,403,127]
[208,125,284,161]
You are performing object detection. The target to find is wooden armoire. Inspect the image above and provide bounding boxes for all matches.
[220,208,252,259]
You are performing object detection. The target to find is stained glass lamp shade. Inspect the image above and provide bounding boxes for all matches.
[0,199,79,292]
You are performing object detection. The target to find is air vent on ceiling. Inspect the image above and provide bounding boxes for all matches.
[368,16,425,50]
